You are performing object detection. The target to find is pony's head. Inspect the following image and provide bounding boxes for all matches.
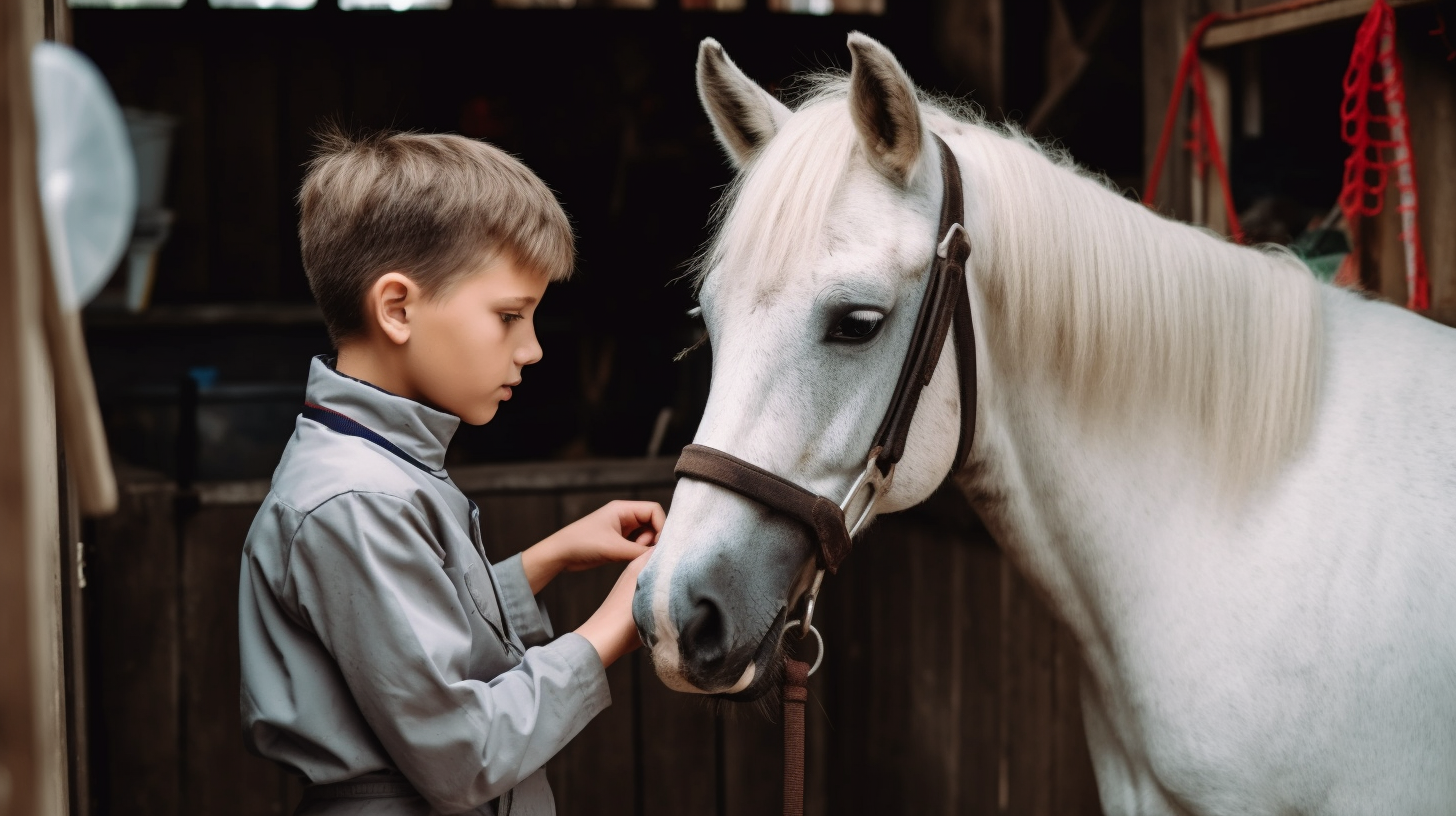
[631,34,967,698]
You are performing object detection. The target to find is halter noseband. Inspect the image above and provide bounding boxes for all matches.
[674,133,977,635]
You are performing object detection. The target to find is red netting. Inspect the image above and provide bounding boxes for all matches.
[1337,0,1429,309]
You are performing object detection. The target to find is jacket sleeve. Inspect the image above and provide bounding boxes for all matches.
[491,553,555,647]
[285,491,610,814]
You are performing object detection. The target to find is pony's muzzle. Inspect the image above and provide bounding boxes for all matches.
[671,579,759,692]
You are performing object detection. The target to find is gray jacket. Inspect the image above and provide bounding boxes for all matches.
[239,356,610,816]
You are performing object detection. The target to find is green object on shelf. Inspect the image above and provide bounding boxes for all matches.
[1290,226,1350,283]
[1301,253,1347,283]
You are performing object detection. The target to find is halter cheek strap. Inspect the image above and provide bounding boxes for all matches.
[674,134,976,575]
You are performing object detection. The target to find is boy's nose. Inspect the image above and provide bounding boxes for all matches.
[515,326,543,367]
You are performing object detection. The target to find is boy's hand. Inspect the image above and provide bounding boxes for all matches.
[576,548,653,668]
[521,500,664,593]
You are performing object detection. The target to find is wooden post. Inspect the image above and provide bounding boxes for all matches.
[1398,25,1456,324]
[1142,0,1192,218]
[937,0,1004,114]
[1198,53,1233,236]
[0,1,69,815]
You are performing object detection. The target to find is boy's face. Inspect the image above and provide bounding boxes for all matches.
[405,257,549,425]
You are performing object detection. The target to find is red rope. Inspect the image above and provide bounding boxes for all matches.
[1336,0,1429,309]
[1144,13,1245,243]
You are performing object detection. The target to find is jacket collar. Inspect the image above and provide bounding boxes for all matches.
[304,355,459,472]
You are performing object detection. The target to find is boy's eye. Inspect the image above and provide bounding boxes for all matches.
[501,313,525,324]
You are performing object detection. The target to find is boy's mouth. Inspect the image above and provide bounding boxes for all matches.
[500,380,521,400]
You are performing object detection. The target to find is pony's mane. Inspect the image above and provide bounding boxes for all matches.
[699,73,1324,487]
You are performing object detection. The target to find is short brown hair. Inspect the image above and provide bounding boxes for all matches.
[299,128,574,344]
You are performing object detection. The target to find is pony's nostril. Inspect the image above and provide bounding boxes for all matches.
[636,620,657,650]
[679,597,728,666]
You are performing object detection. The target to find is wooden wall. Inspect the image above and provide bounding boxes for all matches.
[86,459,1101,816]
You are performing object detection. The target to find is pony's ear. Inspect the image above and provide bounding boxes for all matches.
[846,32,924,187]
[697,38,791,168]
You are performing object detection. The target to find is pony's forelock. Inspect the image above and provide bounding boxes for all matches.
[697,72,1323,489]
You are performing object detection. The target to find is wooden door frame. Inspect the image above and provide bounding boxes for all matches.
[0,0,83,813]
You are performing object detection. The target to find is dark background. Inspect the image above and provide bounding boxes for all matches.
[72,0,1146,480]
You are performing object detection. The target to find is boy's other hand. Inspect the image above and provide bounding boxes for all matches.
[576,548,653,668]
[522,500,664,593]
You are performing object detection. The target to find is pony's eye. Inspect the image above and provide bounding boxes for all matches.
[828,309,884,342]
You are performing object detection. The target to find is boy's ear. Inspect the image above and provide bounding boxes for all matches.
[369,272,418,345]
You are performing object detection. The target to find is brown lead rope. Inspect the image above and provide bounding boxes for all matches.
[782,657,811,816]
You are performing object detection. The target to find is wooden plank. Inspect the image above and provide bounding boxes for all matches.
[453,458,677,496]
[719,697,781,816]
[958,525,1006,815]
[1204,0,1429,49]
[544,490,635,816]
[851,513,917,812]
[278,36,344,303]
[901,517,966,814]
[1001,558,1059,816]
[472,492,560,566]
[179,503,295,816]
[631,484,715,816]
[59,448,92,816]
[148,42,209,302]
[1400,27,1456,319]
[1052,625,1101,815]
[819,507,871,816]
[1142,0,1193,218]
[193,459,679,508]
[1195,55,1234,236]
[637,655,716,816]
[936,0,1004,112]
[0,9,58,814]
[90,483,180,816]
[696,479,793,816]
[209,41,280,300]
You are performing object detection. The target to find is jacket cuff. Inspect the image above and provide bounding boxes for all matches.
[538,632,612,725]
[494,553,554,647]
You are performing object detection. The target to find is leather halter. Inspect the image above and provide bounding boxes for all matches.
[674,134,976,628]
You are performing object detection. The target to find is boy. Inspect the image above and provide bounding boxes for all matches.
[239,130,657,816]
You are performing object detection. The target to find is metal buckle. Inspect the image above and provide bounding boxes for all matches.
[841,454,893,538]
[795,455,894,639]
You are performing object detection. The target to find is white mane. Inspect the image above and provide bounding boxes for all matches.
[700,74,1324,487]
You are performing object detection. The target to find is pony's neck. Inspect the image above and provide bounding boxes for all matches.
[944,120,1323,666]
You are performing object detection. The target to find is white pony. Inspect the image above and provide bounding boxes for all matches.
[630,33,1456,815]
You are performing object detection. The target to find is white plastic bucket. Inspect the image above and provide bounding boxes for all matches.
[123,108,177,213]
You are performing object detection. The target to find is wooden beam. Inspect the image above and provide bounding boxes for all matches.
[193,457,681,507]
[0,1,68,815]
[937,0,1004,113]
[1143,0,1193,218]
[1203,0,1429,49]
